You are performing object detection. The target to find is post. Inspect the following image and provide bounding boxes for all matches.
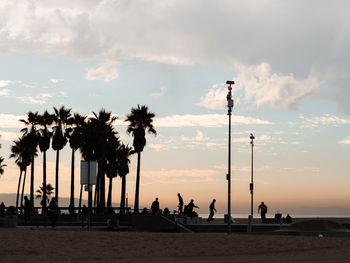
[248,133,255,233]
[88,161,91,231]
[226,80,234,234]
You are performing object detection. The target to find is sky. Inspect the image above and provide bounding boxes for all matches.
[0,0,349,216]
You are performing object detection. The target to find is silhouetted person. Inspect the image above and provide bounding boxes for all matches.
[82,205,88,222]
[49,197,58,227]
[24,196,30,223]
[285,213,292,223]
[151,197,160,215]
[187,199,199,218]
[0,202,5,216]
[207,199,217,222]
[258,201,268,223]
[177,193,183,214]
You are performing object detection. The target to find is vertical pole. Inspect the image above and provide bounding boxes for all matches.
[228,111,231,234]
[251,141,254,220]
[88,161,91,231]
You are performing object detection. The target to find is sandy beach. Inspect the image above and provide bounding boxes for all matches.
[1,228,350,262]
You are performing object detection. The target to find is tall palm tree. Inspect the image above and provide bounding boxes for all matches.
[117,144,134,214]
[105,135,120,208]
[125,105,156,213]
[20,111,39,210]
[36,110,54,214]
[66,113,86,214]
[52,106,71,205]
[10,136,32,210]
[90,109,118,211]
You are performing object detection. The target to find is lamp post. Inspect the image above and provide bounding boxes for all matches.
[226,80,234,234]
[248,133,255,232]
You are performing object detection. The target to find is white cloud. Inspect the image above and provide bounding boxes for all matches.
[154,114,272,128]
[17,93,53,105]
[50,79,63,83]
[0,80,13,87]
[86,62,119,82]
[0,89,10,96]
[0,130,20,141]
[338,137,350,145]
[151,87,167,98]
[0,114,24,129]
[298,114,350,128]
[197,84,227,110]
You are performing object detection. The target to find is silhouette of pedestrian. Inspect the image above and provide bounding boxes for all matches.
[285,213,292,223]
[49,197,58,227]
[0,202,5,216]
[151,197,160,215]
[187,199,199,218]
[258,201,268,223]
[177,193,183,214]
[24,196,30,223]
[207,199,217,222]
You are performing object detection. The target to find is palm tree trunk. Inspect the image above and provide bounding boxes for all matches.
[120,175,126,214]
[107,176,112,207]
[21,168,27,214]
[55,149,59,205]
[100,160,106,209]
[42,151,47,214]
[134,152,141,214]
[69,148,75,214]
[30,155,34,212]
[16,170,23,210]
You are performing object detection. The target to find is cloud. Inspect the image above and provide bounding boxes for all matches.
[197,84,227,110]
[17,93,53,105]
[0,89,10,96]
[298,114,350,128]
[338,137,350,145]
[0,114,24,129]
[50,79,63,83]
[154,114,273,128]
[0,80,13,87]
[0,1,349,112]
[86,62,119,82]
[151,87,167,98]
[0,130,20,141]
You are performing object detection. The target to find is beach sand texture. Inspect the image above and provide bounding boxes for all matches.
[1,229,350,262]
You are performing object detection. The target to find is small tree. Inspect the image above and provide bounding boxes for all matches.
[36,183,55,206]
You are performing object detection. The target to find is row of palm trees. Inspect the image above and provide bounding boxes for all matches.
[10,105,156,214]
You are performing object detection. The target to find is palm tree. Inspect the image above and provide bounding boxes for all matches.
[36,110,54,213]
[9,136,32,210]
[66,113,86,214]
[0,157,6,176]
[125,105,156,213]
[90,109,118,211]
[20,111,39,210]
[117,144,134,214]
[105,135,120,208]
[36,183,54,207]
[52,106,71,204]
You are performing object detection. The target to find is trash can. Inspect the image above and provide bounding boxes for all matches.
[5,206,18,228]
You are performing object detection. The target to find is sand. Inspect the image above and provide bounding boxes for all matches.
[1,229,350,262]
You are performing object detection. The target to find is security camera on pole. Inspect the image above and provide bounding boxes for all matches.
[226,80,234,234]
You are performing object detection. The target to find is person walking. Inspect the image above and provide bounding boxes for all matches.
[258,201,268,223]
[207,199,217,222]
[151,197,160,215]
[177,193,183,214]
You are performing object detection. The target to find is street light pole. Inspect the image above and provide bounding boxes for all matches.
[226,80,234,234]
[248,133,255,232]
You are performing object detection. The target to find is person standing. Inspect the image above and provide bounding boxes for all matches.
[258,201,268,223]
[177,193,184,214]
[0,202,5,216]
[207,199,217,222]
[151,197,160,215]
